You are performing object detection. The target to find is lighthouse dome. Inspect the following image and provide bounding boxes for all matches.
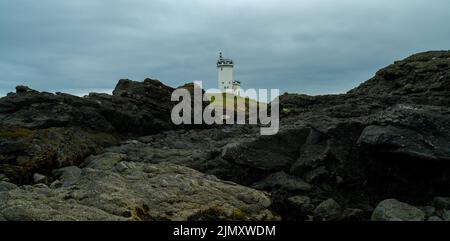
[217,52,234,67]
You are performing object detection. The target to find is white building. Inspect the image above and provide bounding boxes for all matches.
[217,52,241,95]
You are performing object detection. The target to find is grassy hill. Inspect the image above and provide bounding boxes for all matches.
[205,92,267,112]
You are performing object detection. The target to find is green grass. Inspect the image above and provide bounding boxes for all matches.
[205,93,267,112]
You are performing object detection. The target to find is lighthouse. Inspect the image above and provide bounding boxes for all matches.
[217,52,241,95]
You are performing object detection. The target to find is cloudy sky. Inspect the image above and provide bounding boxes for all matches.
[1,0,449,96]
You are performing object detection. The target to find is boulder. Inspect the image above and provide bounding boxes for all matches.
[33,173,48,184]
[221,128,310,172]
[313,199,342,221]
[287,195,313,212]
[417,206,436,217]
[341,208,366,221]
[433,197,450,210]
[427,216,443,221]
[52,166,82,186]
[371,199,426,221]
[441,211,450,221]
[15,85,36,94]
[303,166,330,183]
[252,172,312,193]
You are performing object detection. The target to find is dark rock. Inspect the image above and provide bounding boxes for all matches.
[221,128,310,172]
[313,198,342,221]
[15,86,37,94]
[287,195,313,213]
[252,172,312,193]
[290,129,329,176]
[442,211,450,221]
[290,122,365,177]
[1,78,178,135]
[0,127,119,184]
[303,166,330,183]
[0,78,193,184]
[353,104,450,203]
[349,51,450,96]
[417,206,436,217]
[433,197,450,210]
[341,208,367,221]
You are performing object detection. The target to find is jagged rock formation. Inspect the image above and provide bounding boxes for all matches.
[1,79,175,134]
[0,78,185,184]
[350,51,450,96]
[1,50,450,221]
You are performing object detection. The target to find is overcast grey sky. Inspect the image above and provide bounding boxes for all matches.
[0,0,449,96]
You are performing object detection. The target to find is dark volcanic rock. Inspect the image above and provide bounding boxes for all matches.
[221,128,310,172]
[357,104,450,202]
[350,51,450,96]
[433,197,450,210]
[0,127,119,184]
[313,198,342,221]
[252,171,312,193]
[90,78,176,135]
[0,78,175,136]
[0,78,185,184]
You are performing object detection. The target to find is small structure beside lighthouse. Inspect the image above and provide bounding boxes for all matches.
[217,52,241,95]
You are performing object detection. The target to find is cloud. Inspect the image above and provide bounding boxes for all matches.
[0,0,449,96]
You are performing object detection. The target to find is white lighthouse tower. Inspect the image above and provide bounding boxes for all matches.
[217,52,241,95]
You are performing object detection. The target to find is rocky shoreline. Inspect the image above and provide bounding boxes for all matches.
[1,50,450,221]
